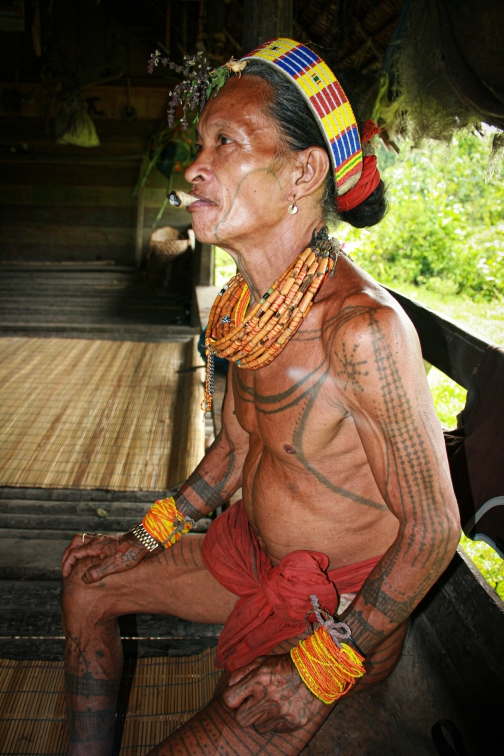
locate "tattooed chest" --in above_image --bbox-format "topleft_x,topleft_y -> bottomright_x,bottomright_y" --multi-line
233,361 -> 351,465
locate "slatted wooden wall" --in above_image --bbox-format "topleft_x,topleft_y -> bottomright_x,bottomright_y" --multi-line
0,83 -> 192,265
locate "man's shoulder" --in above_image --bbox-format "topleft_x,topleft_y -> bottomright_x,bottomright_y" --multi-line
319,259 -> 414,349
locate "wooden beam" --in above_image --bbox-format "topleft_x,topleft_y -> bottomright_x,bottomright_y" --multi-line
386,287 -> 488,389
242,0 -> 293,54
135,158 -> 147,267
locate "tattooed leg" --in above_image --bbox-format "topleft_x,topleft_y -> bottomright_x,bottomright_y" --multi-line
62,599 -> 122,756
145,623 -> 408,755
62,535 -> 238,756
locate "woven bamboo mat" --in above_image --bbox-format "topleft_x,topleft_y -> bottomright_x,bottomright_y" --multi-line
0,337 -> 205,491
0,650 -> 220,755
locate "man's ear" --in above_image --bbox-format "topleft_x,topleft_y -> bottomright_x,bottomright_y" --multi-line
292,147 -> 330,199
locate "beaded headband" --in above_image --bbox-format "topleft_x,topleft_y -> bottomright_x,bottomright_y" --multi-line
242,38 -> 363,197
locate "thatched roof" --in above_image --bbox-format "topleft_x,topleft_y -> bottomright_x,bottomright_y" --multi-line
1,0 -> 502,146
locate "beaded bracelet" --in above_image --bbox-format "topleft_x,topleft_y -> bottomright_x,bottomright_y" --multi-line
290,626 -> 366,704
142,497 -> 195,548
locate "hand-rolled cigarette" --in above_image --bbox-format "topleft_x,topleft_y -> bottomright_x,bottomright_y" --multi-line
168,190 -> 197,208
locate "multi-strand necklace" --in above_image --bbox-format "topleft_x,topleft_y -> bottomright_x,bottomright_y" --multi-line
201,228 -> 339,413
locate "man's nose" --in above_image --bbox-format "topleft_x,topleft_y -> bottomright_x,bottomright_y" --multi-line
185,151 -> 211,184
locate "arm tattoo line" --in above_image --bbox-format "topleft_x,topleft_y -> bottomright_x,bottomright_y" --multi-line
176,426 -> 238,516
343,311 -> 455,644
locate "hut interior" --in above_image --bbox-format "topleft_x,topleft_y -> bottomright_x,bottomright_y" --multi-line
0,1 -> 503,754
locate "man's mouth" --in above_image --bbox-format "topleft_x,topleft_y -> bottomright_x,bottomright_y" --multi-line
187,192 -> 215,211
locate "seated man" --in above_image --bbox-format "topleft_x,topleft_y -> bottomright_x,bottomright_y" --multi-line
61,39 -> 460,756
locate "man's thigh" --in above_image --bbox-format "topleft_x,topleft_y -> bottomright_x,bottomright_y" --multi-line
63,534 -> 238,625
149,693 -> 326,756
144,621 -> 409,756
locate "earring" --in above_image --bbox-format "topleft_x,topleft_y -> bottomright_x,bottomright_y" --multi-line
288,198 -> 298,215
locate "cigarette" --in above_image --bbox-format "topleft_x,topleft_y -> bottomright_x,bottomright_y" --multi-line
167,190 -> 197,208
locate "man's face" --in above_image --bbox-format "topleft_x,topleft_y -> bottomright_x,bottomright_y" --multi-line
185,76 -> 293,248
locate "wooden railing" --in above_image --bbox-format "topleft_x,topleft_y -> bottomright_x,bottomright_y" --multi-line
386,287 -> 489,389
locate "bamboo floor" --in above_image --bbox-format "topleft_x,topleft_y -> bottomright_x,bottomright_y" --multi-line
0,337 -> 205,491
0,649 -> 221,755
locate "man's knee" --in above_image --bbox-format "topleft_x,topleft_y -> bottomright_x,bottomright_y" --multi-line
61,560 -> 118,632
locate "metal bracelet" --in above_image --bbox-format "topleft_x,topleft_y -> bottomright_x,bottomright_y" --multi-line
129,523 -> 160,552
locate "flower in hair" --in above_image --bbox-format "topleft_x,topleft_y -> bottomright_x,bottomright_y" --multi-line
148,50 -> 244,129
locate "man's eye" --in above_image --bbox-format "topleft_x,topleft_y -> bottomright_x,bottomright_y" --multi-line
219,135 -> 232,145
195,143 -> 203,153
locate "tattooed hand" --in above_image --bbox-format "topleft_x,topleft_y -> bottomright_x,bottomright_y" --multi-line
222,653 -> 329,733
61,532 -> 152,583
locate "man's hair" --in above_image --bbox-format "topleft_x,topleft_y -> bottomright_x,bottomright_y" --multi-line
242,61 -> 387,229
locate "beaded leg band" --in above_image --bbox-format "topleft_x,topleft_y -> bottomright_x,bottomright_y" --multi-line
291,627 -> 365,704
135,497 -> 195,549
290,594 -> 366,704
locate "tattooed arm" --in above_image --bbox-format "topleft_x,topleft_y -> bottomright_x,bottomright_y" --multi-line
62,366 -> 250,581
333,303 -> 460,653
174,364 -> 250,520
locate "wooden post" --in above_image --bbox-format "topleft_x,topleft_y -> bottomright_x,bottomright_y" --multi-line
134,157 -> 146,268
206,0 -> 226,62
242,0 -> 293,54
165,0 -> 171,54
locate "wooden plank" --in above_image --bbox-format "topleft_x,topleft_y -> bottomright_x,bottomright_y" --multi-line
0,243 -> 133,264
426,547 -> 504,683
0,162 -> 141,186
0,83 -> 173,120
3,139 -> 149,157
0,184 -> 135,207
0,487 -> 177,502
0,117 -> 161,141
194,243 -> 215,286
387,287 -> 488,388
0,224 -> 135,247
0,154 -> 144,165
0,205 -> 137,226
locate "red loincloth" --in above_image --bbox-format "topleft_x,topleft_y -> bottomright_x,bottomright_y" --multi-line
201,500 -> 382,671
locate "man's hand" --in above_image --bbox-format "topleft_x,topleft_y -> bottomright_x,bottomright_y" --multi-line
222,653 -> 330,733
61,532 -> 153,583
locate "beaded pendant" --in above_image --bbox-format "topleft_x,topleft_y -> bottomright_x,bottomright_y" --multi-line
201,229 -> 339,413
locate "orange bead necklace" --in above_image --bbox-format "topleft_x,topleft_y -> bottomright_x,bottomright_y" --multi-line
202,228 -> 339,413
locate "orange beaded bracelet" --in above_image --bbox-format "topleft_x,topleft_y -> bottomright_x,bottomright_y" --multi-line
290,626 -> 366,704
142,497 -> 195,548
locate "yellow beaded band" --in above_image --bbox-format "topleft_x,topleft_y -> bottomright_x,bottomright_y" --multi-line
290,626 -> 366,704
142,497 -> 195,548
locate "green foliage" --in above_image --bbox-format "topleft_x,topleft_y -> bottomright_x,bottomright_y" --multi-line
214,246 -> 237,288
427,366 -> 467,429
460,534 -> 504,601
339,130 -> 504,301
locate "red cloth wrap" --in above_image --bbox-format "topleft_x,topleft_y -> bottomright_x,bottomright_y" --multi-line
336,120 -> 382,213
336,155 -> 381,213
201,501 -> 381,671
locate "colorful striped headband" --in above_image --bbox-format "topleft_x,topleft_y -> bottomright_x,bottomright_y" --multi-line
241,38 -> 380,208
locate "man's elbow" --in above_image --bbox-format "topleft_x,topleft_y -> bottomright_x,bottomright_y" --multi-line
430,506 -> 461,570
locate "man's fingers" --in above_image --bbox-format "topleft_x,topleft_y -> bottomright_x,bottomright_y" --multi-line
223,671 -> 264,710
82,545 -> 146,583
61,544 -> 108,577
234,696 -> 278,729
227,658 -> 264,687
61,534 -> 88,565
82,555 -> 131,583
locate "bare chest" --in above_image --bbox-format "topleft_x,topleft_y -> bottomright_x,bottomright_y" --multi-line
232,336 -> 360,465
